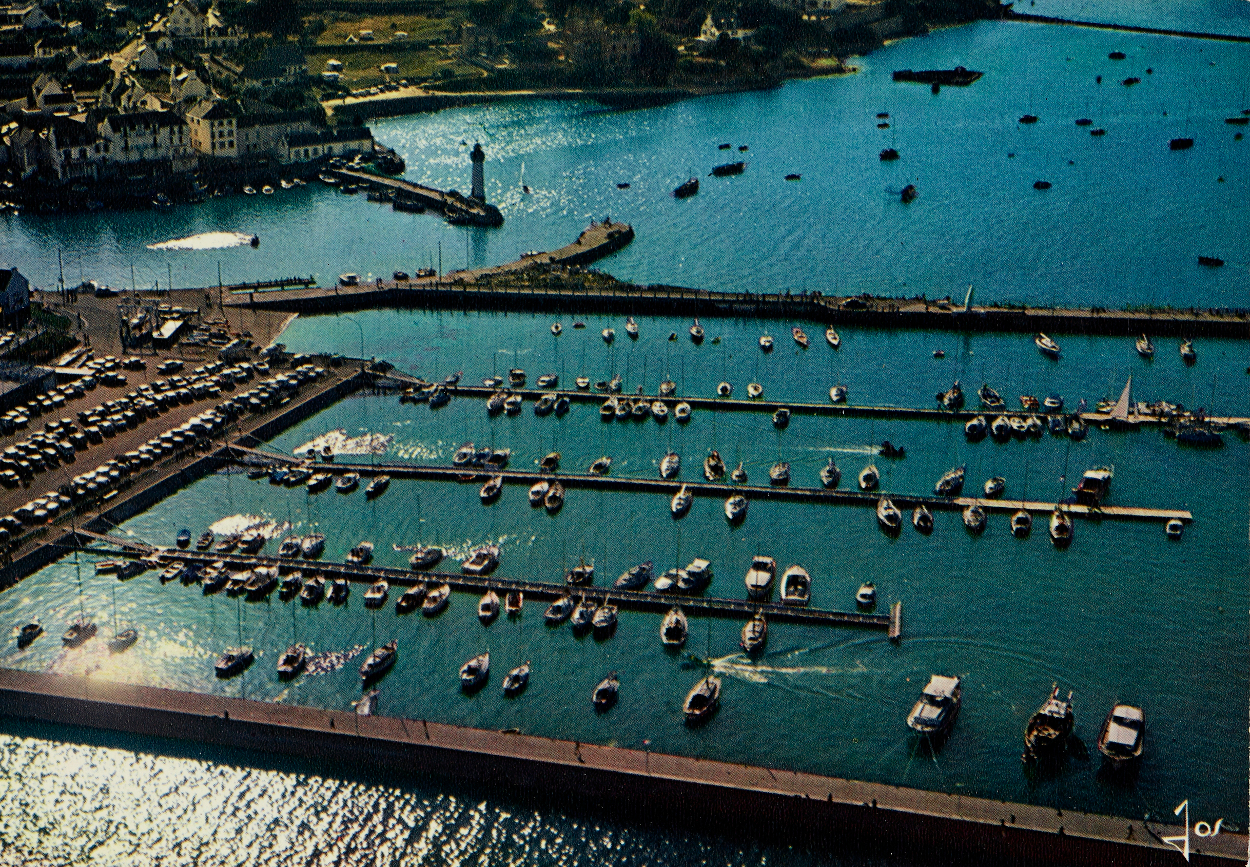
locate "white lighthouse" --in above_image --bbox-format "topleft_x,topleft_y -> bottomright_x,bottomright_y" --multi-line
470,142 -> 486,202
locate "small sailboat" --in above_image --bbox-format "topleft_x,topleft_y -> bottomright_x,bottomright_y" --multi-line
480,475 -> 503,502
731,461 -> 747,483
529,480 -> 550,506
593,672 -> 620,711
717,381 -> 732,397
540,451 -> 561,472
460,652 -> 490,691
570,596 -> 597,634
353,689 -> 379,716
652,401 -> 669,421
779,565 -> 810,606
1135,333 -> 1155,359
671,484 -> 693,518
408,546 -> 444,569
478,589 -> 500,624
1179,340 -> 1196,363
759,335 -> 774,352
360,640 -> 397,683
363,579 -> 389,608
740,611 -> 767,653
690,319 -> 704,344
545,595 -> 575,624
660,606 -> 688,647
856,582 -> 876,607
589,455 -> 612,475
725,494 -> 748,523
820,458 -> 841,489
215,646 -> 253,678
505,590 -> 523,615
876,497 -> 902,533
1049,508 -> 1074,546
566,560 -> 595,585
964,415 -> 987,440
772,407 -> 790,428
1165,518 -> 1184,539
829,384 -> 848,404
625,317 -> 639,338
962,503 -> 987,533
703,450 -> 726,481
1035,333 -> 1061,358
825,327 -> 841,348
792,327 -> 809,348
659,379 -> 677,396
551,322 -> 563,336
503,662 -> 531,697
683,675 -> 721,725
365,475 -> 390,498
983,477 -> 1006,498
1011,509 -> 1033,537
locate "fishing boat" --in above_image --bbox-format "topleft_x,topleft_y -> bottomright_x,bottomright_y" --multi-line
769,461 -> 790,485
858,465 -> 879,491
544,595 -> 575,624
684,675 -> 721,725
277,644 -> 307,679
690,319 -> 704,344
593,602 -> 618,637
964,415 -> 987,440
1049,508 -> 1074,546
703,450 -> 726,481
245,567 -> 279,600
825,328 -> 841,348
479,474 -> 503,502
934,465 -> 966,497
1023,684 -> 1075,762
779,565 -> 810,606
962,504 -> 987,533
540,452 -> 561,472
759,335 -> 774,352
651,401 -> 668,421
1179,340 -> 1196,364
725,495 -> 748,523
17,622 -> 42,648
744,555 -> 777,600
741,611 -> 767,653
301,533 -> 326,559
660,606 -> 688,647
505,591 -> 523,616
363,579 -> 389,608
215,647 -> 253,678
176,529 -> 191,548
395,584 -> 424,615
674,178 -> 699,198
566,560 -> 595,585
819,458 -> 841,489
453,442 -> 475,466
983,477 -> 1006,498
655,568 -> 684,592
360,640 -> 397,682
602,328 -> 615,344
462,544 -> 500,576
1135,333 -> 1155,359
731,462 -> 748,483
1097,704 -> 1144,768
615,561 -> 653,589
408,546 -> 443,569
1010,510 -> 1033,537
503,662 -> 531,697
792,327 -> 809,348
772,407 -> 790,428
474,589 -> 500,624
938,380 -> 964,409
334,472 -> 359,493
979,384 -> 1005,410
876,497 -> 902,533
906,675 -> 961,738
671,484 -> 693,518
367,474 -> 390,497
346,542 -> 374,565
1165,519 -> 1184,539
298,575 -> 325,605
593,672 -> 620,711
830,385 -> 848,404
1073,467 -> 1113,505
856,582 -> 877,607
196,531 -> 215,551
544,481 -> 565,514
1035,333 -> 1061,358
570,597 -> 597,633
675,402 -> 692,422
330,578 -> 350,604
912,504 -> 934,534
423,582 -> 451,615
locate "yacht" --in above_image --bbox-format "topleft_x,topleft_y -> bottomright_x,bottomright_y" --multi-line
615,561 -> 653,589
593,672 -> 620,711
1179,340 -> 1196,364
1165,518 -> 1184,539
792,327 -> 809,348
858,465 -> 879,491
1023,684 -> 1075,762
565,560 -> 595,586
215,647 -> 253,678
906,674 -> 961,737
544,595 -> 575,625
330,578 -> 350,604
725,494 -> 748,523
677,559 -> 712,593
570,597 -> 597,634
551,322 -> 563,336
1097,704 -> 1144,768
741,611 -> 767,653
363,579 -> 389,608
717,381 -> 732,397
769,461 -> 790,485
683,675 -> 721,725
934,465 -> 966,497
602,328 -> 615,344
983,477 -> 1006,498
460,652 -> 490,691
365,475 -> 390,498
589,455 -> 612,475
479,474 -> 503,502
746,383 -> 763,399
655,568 -> 684,592
1135,334 -> 1155,359
779,564 -> 810,606
1049,508 -> 1074,546
651,401 -> 668,421
17,622 -> 42,648
360,640 -> 397,683
876,497 -> 902,533
772,407 -> 790,428
544,481 -> 565,514
1035,333 -> 1061,358
625,317 -> 639,338
829,385 -> 848,403
962,504 -> 987,533
856,582 -> 876,607
540,452 -> 561,472
422,582 -> 451,615
660,451 -> 681,479
1011,510 -> 1033,537
277,644 -> 307,680
744,555 -> 777,600
660,606 -> 688,647
825,327 -> 841,348
912,504 -> 934,534
478,590 -> 500,624
759,335 -> 774,352
659,379 -> 677,396
731,462 -> 748,483
346,541 -> 374,565
674,402 -> 692,423
505,591 -> 523,616
503,662 -> 531,697
408,546 -> 443,569
298,575 -> 326,605
335,473 -> 360,493
671,484 -> 693,518
690,319 -> 704,343
301,533 -> 326,559
529,480 -> 550,506
461,544 -> 500,576
964,415 -> 987,440
592,602 -> 618,637
703,450 -> 726,481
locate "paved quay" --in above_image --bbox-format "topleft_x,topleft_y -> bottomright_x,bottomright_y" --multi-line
0,668 -> 1242,866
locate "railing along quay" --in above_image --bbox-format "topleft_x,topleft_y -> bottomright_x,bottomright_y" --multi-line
227,447 -> 1192,522
91,546 -> 899,634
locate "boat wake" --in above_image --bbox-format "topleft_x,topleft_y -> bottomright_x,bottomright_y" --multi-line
294,429 -> 392,457
146,231 -> 256,251
304,645 -> 366,676
390,440 -> 441,461
819,445 -> 883,455
694,650 -> 871,697
208,514 -> 291,539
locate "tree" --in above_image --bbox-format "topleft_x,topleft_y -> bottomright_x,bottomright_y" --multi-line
630,9 -> 676,84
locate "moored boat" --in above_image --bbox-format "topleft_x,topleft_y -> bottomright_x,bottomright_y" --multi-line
674,402 -> 692,422
346,541 -> 374,565
820,458 -> 841,489
792,327 -> 809,348
570,596 -> 597,633
724,494 -> 748,523
1049,508 -> 1074,546
1165,518 -> 1184,539
858,464 -> 879,491
615,561 -> 653,589
759,335 -> 773,352
740,611 -> 767,653
876,497 -> 902,533
335,472 -> 360,493
478,590 -> 500,624
683,675 -> 721,724
529,479 -> 550,506
912,503 -> 934,534
1135,333 -> 1155,359
660,606 -> 688,648
690,319 -> 704,343
108,628 -> 138,653
703,450 -> 726,481
660,451 -> 681,479
298,575 -> 325,605
1011,510 -> 1033,538
1179,340 -> 1196,363
1097,704 -> 1144,768
196,531 -> 215,550
769,461 -> 790,485
460,652 -> 490,691
983,477 -> 1005,498
277,644 -> 307,679
1035,333 -> 1061,358
856,582 -> 876,607
408,546 -> 443,569
592,602 -> 618,637
772,407 -> 790,428
503,662 -> 531,696
544,595 -> 575,624
462,544 -> 500,576
360,640 -> 397,682
566,560 -> 595,586
215,646 -> 253,678
744,555 -> 777,600
505,590 -> 523,615
674,178 -> 699,198
17,622 -> 42,648
829,385 -> 848,403
825,327 -> 841,348
964,415 -> 987,440
779,564 -> 810,606
422,582 -> 451,615
300,533 -> 325,559
671,484 -> 693,518
962,503 -> 987,533
479,474 -> 503,502
934,465 -> 966,497
544,481 -> 565,514
363,579 -> 389,608
906,675 -> 961,738
593,672 -> 620,711
731,461 -> 747,483
1023,684 -> 1075,762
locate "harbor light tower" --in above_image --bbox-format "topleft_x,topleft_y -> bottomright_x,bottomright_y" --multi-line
470,142 -> 486,202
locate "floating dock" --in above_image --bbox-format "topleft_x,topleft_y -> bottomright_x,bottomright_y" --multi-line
0,668 -> 1242,866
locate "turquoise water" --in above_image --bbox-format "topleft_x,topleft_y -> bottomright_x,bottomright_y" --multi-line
1,13 -> 1247,866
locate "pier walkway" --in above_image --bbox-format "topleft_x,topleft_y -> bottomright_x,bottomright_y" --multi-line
0,669 -> 1242,866
229,446 -> 1193,523
332,168 -> 503,226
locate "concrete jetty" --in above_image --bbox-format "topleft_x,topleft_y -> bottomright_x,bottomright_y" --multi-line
0,668 -> 1242,866
332,168 -> 503,227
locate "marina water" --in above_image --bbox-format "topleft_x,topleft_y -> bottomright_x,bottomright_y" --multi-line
1,11 -> 1248,866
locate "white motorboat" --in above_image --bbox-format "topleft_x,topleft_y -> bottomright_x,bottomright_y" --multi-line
660,606 -> 688,647
964,415 -> 987,440
674,402 -> 692,423
855,582 -> 876,607
301,533 -> 326,558
459,652 -> 490,690
744,555 -> 776,600
544,481 -> 565,513
480,474 -> 503,502
792,326 -> 809,347
1165,518 -> 1184,539
683,675 -> 721,724
825,327 -> 841,348
731,461 -> 748,483
912,504 -> 934,534
660,451 -> 681,479
934,465 -> 966,497
876,497 -> 901,533
654,567 -> 684,592
478,589 -> 499,623
746,382 -> 763,399
716,381 -> 732,397
983,476 -> 1006,498
725,494 -> 748,523
779,564 -> 810,606
1049,508 -> 1073,546
962,503 -> 987,533
1097,704 -> 1144,768
593,672 -> 619,711
422,582 -> 451,615
740,611 -> 767,653
907,674 -> 961,737
829,385 -> 847,403
1011,509 -> 1032,538
1035,332 -> 1061,358
772,407 -> 790,428
652,401 -> 669,421
593,603 -> 618,636
462,544 -> 500,575
759,335 -> 773,351
589,455 -> 612,475
503,662 -> 531,696
678,559 -> 712,593
990,415 -> 1011,439
659,379 -> 677,396
671,484 -> 693,518
1179,340 -> 1196,363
